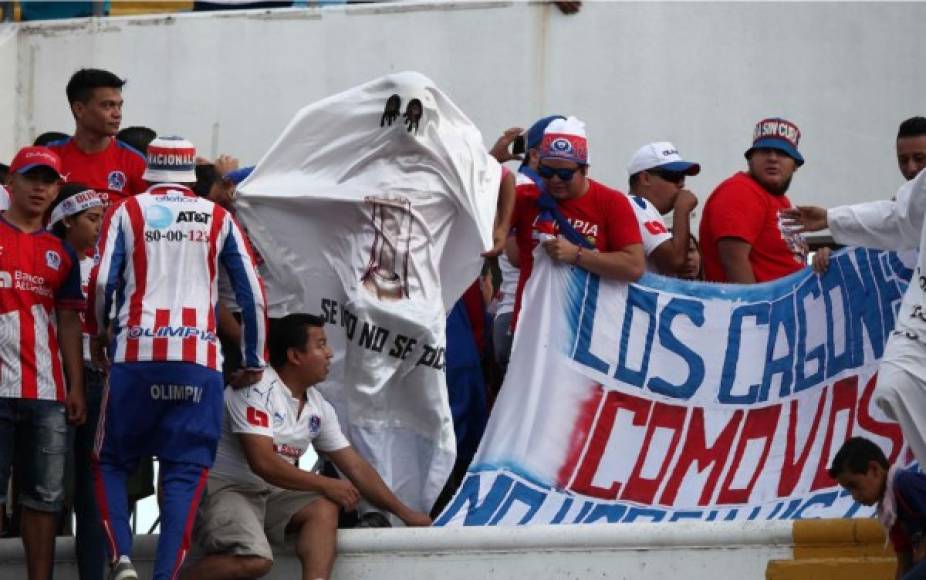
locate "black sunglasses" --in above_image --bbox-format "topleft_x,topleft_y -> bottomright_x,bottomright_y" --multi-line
648,168 -> 687,184
538,164 -> 580,181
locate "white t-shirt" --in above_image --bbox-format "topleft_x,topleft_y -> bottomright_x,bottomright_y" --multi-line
496,253 -> 519,316
79,256 -> 93,363
626,193 -> 672,270
211,367 -> 350,486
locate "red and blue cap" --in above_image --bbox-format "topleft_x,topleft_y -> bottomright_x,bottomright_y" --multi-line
9,146 -> 63,178
540,116 -> 589,165
745,117 -> 804,166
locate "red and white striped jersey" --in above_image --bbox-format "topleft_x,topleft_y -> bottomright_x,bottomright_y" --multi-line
0,216 -> 85,402
87,184 -> 267,371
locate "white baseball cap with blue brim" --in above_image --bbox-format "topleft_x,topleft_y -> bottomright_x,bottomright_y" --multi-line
627,141 -> 701,176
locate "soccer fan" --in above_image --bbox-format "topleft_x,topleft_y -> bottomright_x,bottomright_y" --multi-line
699,117 -> 808,283
33,131 -> 70,147
897,116 -> 926,182
0,146 -> 86,580
48,69 -> 147,207
509,116 -> 644,329
88,136 -> 267,580
626,142 -> 700,276
782,167 -> 926,471
182,313 -> 430,580
49,184 -> 107,580
814,116 -> 926,274
829,437 -> 926,579
116,126 -> 158,156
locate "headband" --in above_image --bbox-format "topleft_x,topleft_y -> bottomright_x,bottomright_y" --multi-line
49,189 -> 104,227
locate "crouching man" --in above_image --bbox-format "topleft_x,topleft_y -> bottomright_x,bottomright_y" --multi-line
182,314 -> 432,580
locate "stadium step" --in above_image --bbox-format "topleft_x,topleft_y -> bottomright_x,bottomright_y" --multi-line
766,518 -> 896,580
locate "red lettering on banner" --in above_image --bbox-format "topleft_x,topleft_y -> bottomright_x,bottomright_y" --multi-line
246,407 -> 269,428
568,391 -> 652,500
622,402 -> 687,504
778,387 -> 827,497
717,404 -> 782,504
659,408 -> 743,506
811,376 -> 858,490
556,386 -> 607,488
857,373 -> 904,463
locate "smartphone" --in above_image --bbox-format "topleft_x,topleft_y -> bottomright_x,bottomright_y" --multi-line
511,134 -> 526,156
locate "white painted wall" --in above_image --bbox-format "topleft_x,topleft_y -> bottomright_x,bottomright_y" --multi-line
4,1 -> 926,214
0,521 -> 794,579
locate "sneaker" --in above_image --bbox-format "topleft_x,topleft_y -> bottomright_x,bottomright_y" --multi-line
109,555 -> 138,580
356,511 -> 392,528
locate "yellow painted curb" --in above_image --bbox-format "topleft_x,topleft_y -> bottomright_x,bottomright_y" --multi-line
792,518 -> 890,559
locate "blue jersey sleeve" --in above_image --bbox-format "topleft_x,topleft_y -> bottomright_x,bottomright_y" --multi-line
55,242 -> 86,310
894,470 -> 926,538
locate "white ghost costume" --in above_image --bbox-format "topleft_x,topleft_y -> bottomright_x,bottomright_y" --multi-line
827,169 -> 926,464
235,72 -> 500,516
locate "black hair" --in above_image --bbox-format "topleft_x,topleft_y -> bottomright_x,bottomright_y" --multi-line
193,164 -> 219,198
66,68 -> 126,105
117,126 -> 157,154
828,436 -> 889,479
0,163 -> 8,183
33,131 -> 70,147
50,182 -> 94,239
898,117 -> 926,140
628,172 -> 642,190
268,313 -> 325,369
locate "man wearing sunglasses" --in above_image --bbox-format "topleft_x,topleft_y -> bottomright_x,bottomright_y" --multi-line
509,116 -> 644,330
699,117 -> 808,284
626,142 -> 701,277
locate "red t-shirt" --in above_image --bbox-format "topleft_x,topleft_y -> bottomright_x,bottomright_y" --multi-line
511,179 -> 642,329
48,138 -> 147,207
0,216 -> 85,402
699,172 -> 805,283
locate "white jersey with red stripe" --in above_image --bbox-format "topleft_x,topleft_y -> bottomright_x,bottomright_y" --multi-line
88,183 -> 267,371
0,217 -> 85,402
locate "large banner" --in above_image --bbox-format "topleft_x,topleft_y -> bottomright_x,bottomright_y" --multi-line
438,247 -> 915,526
236,72 -> 500,514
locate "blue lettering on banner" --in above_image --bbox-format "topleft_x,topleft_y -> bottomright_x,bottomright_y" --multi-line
436,471 -> 869,526
570,273 -> 609,374
719,303 -> 769,404
760,296 -> 796,400
615,286 -> 658,387
795,275 -> 826,392
839,249 -> 885,363
647,297 -> 705,400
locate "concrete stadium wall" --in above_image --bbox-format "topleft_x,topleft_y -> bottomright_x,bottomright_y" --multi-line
1,1 -> 925,215
0,520 -> 794,579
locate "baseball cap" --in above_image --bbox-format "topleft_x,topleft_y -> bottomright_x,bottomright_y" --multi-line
9,146 -> 63,178
745,117 -> 804,166
539,116 -> 589,165
627,142 -> 700,176
143,136 -> 197,183
526,115 -> 566,151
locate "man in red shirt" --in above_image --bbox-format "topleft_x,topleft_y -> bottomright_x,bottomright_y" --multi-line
699,117 -> 808,283
0,146 -> 86,580
510,116 -> 644,329
48,69 -> 147,207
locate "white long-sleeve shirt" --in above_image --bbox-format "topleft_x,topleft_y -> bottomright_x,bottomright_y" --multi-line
828,169 -> 926,343
88,183 -> 267,371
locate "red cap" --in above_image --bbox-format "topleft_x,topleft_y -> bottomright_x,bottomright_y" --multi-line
9,146 -> 63,178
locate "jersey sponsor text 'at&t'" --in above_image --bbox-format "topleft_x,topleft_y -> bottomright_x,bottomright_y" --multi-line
87,183 -> 267,371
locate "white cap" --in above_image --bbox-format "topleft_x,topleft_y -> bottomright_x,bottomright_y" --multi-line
627,141 -> 700,176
